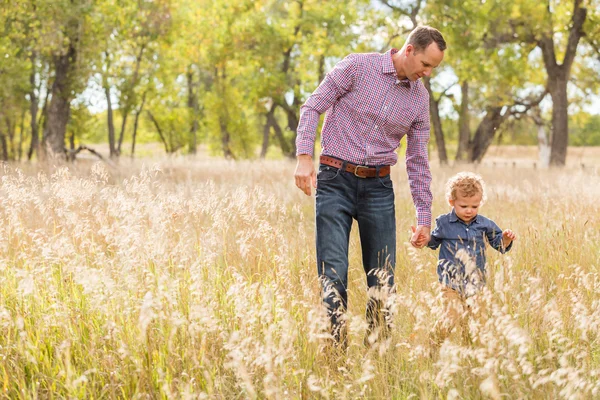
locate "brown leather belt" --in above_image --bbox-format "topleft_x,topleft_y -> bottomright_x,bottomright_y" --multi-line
320,155 -> 390,178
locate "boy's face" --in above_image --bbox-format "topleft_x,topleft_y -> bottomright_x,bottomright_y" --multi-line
449,191 -> 482,223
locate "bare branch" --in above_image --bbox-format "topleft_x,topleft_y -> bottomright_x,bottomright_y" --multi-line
438,80 -> 458,100
65,145 -> 117,168
482,19 -> 536,49
379,0 -> 419,29
562,0 -> 587,71
510,89 -> 548,116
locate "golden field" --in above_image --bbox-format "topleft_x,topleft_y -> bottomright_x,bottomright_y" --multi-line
1,149 -> 599,399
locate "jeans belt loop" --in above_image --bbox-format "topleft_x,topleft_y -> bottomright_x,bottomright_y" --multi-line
340,160 -> 347,173
375,165 -> 380,178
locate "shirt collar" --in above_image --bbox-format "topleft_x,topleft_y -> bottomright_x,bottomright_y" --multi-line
449,208 -> 480,224
383,48 -> 412,88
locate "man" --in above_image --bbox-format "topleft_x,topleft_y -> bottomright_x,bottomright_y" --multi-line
294,26 -> 446,346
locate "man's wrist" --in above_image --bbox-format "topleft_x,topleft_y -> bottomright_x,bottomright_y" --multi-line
297,154 -> 312,161
416,216 -> 432,227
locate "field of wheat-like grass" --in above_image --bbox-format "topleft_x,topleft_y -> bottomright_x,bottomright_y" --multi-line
1,157 -> 599,399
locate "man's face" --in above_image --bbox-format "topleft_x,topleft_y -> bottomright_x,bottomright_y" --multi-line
404,42 -> 444,81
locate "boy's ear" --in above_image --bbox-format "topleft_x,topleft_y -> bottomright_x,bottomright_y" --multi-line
448,198 -> 455,207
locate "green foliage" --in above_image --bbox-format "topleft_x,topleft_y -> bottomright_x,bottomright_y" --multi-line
0,0 -> 599,161
570,112 -> 600,146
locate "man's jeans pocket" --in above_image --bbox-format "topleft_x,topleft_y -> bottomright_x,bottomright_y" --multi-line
378,175 -> 393,189
317,164 -> 340,182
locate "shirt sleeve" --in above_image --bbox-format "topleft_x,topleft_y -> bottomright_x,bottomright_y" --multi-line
486,219 -> 512,253
405,97 -> 433,226
295,54 -> 357,156
427,216 -> 443,250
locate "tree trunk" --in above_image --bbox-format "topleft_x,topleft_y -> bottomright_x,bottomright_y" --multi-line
105,83 -> 117,159
31,90 -> 50,160
218,116 -> 235,159
538,2 -> 586,166
456,81 -> 470,162
469,107 -> 509,163
117,112 -> 129,156
318,54 -> 326,84
267,108 -> 292,158
42,43 -> 77,160
18,111 -> 25,161
117,44 -> 146,156
131,92 -> 147,158
0,131 -> 7,161
531,108 -> 551,167
423,77 -> 448,165
260,108 -> 273,159
548,77 -> 569,166
27,53 -> 40,161
69,131 -> 75,150
279,99 -> 299,159
187,66 -> 199,154
147,110 -> 170,153
6,117 -> 15,160
215,66 -> 235,159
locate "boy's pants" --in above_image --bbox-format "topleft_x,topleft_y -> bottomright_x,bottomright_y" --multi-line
430,285 -> 486,347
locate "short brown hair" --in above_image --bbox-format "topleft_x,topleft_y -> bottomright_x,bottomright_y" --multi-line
407,26 -> 447,52
446,172 -> 486,203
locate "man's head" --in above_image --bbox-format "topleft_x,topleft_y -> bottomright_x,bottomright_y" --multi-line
446,172 -> 486,223
395,26 -> 446,81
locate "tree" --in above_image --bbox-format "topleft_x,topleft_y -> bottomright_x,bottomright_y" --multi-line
483,0 -> 590,166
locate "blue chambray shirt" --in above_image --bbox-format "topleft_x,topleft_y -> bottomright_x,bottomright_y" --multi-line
427,209 -> 513,296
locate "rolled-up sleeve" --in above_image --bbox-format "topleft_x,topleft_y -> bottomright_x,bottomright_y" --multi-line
295,54 -> 357,156
487,221 -> 512,253
427,216 -> 444,250
406,99 -> 433,226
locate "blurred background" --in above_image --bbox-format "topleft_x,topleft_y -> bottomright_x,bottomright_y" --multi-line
1,0 -> 599,166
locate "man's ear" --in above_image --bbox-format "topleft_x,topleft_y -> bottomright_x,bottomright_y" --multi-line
405,44 -> 414,56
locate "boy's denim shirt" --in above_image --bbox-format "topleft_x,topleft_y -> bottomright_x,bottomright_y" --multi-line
427,209 -> 512,296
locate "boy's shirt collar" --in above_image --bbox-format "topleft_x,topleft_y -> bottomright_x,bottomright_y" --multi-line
449,208 -> 480,224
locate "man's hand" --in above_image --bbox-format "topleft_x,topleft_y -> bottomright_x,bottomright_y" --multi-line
294,154 -> 317,196
502,229 -> 516,249
410,225 -> 431,248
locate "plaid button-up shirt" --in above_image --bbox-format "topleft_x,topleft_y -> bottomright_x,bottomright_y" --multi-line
296,49 -> 433,226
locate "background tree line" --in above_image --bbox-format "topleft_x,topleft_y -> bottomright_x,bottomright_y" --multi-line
1,0 -> 599,165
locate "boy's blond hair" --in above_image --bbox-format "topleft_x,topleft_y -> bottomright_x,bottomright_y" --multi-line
445,172 -> 487,204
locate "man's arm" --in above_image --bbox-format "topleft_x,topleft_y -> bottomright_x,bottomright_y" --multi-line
294,155 -> 316,196
294,54 -> 357,196
406,100 -> 433,246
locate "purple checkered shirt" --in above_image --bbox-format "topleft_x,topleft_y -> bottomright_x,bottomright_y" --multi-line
296,49 -> 433,226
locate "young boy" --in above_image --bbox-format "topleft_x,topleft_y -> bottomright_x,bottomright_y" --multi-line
426,172 -> 516,348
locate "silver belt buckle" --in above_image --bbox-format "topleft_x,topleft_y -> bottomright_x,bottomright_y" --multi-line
354,165 -> 368,178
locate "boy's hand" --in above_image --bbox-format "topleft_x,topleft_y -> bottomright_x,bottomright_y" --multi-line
411,225 -> 430,249
502,229 -> 516,248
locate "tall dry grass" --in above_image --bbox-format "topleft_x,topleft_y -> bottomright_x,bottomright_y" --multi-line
0,157 -> 599,399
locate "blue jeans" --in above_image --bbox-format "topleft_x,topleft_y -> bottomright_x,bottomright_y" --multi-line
315,161 -> 396,343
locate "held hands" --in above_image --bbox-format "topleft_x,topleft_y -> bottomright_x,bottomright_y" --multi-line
502,229 -> 516,249
294,154 -> 317,196
410,225 -> 431,249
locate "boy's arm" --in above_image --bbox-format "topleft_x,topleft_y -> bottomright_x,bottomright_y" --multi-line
486,220 -> 515,253
426,217 -> 443,250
